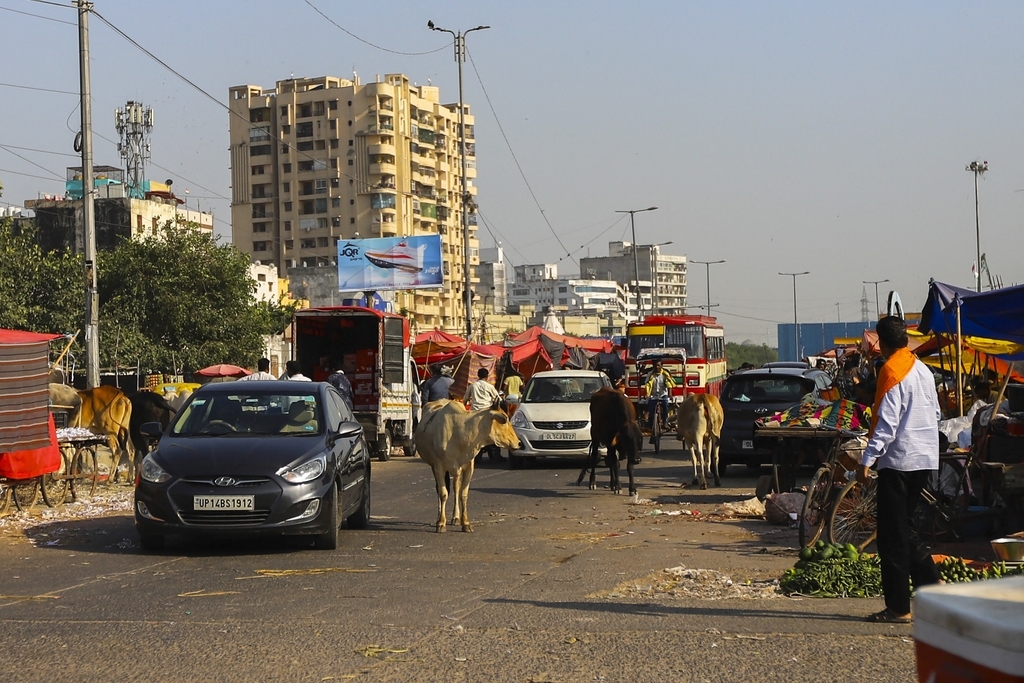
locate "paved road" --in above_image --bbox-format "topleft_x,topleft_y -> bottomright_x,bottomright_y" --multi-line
0,443 -> 917,682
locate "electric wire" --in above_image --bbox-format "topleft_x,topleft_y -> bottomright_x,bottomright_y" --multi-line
0,145 -> 66,179
0,3 -> 75,25
0,81 -> 78,95
0,167 -> 64,182
27,0 -> 73,8
302,0 -> 450,56
0,143 -> 78,157
465,46 -> 576,266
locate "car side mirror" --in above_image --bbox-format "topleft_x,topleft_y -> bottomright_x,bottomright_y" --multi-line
140,421 -> 164,439
336,420 -> 363,439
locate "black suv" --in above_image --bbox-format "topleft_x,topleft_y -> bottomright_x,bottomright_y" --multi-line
719,367 -> 833,469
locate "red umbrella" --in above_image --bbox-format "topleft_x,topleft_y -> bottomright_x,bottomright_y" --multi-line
196,363 -> 252,378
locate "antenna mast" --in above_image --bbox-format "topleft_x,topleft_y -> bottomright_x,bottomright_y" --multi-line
115,101 -> 154,198
860,286 -> 870,322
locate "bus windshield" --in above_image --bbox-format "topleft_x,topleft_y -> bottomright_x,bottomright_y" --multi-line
627,334 -> 664,358
666,325 -> 704,359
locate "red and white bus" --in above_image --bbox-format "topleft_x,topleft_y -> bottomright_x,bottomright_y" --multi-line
624,315 -> 727,399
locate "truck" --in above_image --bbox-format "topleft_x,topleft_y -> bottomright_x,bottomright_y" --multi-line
294,306 -> 415,461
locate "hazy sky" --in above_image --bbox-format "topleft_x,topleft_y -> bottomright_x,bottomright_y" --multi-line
2,1 -> 1022,344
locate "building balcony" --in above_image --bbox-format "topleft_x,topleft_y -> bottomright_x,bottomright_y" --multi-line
368,142 -> 396,156
369,162 -> 397,175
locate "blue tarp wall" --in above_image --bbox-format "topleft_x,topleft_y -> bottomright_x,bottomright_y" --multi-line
777,322 -> 875,362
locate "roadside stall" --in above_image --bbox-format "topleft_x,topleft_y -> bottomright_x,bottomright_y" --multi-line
0,328 -> 62,513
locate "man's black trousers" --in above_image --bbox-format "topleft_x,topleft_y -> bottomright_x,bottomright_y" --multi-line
876,468 -> 941,615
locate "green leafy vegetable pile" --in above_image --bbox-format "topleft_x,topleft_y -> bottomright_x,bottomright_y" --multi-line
780,541 -> 882,597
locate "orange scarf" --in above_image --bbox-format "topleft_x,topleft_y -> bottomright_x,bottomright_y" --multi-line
870,347 -> 916,436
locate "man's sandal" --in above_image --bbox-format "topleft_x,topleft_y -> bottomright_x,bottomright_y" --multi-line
865,609 -> 912,624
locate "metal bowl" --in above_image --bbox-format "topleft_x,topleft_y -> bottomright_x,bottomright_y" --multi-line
991,538 -> 1024,562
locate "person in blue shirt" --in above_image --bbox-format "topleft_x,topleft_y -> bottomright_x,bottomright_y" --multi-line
326,360 -> 354,410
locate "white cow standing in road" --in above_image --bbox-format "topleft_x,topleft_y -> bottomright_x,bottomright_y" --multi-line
415,399 -> 522,532
676,393 -> 725,489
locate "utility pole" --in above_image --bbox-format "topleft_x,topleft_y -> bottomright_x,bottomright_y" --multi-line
615,206 -> 658,321
78,0 -> 99,389
779,272 -> 809,361
863,279 -> 889,320
691,259 -> 725,313
966,160 -> 988,293
429,20 -> 489,339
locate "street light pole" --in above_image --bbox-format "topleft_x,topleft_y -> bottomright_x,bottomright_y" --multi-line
429,20 -> 489,338
78,0 -> 99,389
966,160 -> 988,293
863,279 -> 889,320
691,259 -> 725,313
615,206 -> 658,321
779,272 -> 809,361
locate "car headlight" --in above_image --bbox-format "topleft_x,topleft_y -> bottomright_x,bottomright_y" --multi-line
511,411 -> 531,429
140,454 -> 171,484
281,455 -> 326,484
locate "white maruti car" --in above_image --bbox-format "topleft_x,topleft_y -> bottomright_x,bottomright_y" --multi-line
506,370 -> 612,468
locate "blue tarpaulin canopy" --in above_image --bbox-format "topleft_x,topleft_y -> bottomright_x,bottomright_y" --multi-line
919,280 -> 1024,350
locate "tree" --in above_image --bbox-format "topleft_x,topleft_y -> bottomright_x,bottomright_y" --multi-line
98,221 -> 290,371
726,341 -> 778,370
0,219 -> 83,336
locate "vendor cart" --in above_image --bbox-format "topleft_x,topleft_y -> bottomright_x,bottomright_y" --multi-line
755,424 -> 878,550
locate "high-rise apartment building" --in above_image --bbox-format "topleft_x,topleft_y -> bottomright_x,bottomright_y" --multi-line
228,74 -> 480,332
580,241 -> 687,319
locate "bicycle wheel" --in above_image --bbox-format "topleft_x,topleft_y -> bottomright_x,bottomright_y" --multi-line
41,447 -> 72,508
652,414 -> 662,454
799,466 -> 832,547
70,445 -> 99,501
829,478 -> 878,551
13,478 -> 39,511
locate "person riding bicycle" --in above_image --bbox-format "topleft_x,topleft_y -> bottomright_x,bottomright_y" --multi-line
644,359 -> 675,433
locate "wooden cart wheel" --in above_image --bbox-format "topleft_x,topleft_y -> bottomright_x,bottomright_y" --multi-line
829,477 -> 878,551
0,483 -> 11,516
41,447 -> 72,508
13,478 -> 39,511
70,445 -> 100,500
799,466 -> 832,548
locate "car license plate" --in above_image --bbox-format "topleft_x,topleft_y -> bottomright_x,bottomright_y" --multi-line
742,440 -> 753,450
540,432 -> 577,440
193,495 -> 254,511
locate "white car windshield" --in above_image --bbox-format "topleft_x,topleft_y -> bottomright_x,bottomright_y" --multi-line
522,376 -> 608,403
170,393 -> 321,436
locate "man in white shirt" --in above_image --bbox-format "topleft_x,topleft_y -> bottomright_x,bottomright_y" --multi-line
279,360 -> 312,381
239,358 -> 276,381
464,367 -> 503,462
857,316 -> 941,624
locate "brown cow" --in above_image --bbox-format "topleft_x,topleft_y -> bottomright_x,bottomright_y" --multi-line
48,383 -> 82,426
582,388 -> 643,496
414,399 -> 521,532
676,393 -> 724,489
75,386 -> 134,482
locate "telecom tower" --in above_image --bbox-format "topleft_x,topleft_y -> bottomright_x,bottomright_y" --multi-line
860,286 -> 870,322
115,101 -> 154,199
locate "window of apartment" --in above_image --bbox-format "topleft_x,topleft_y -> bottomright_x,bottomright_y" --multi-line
330,178 -> 339,188
296,141 -> 314,151
315,140 -> 326,151
280,105 -> 289,118
317,217 -> 328,229
283,163 -> 292,174
301,257 -> 316,267
283,220 -> 291,231
249,108 -> 267,123
280,144 -> 289,155
350,217 -> 355,224
252,223 -> 268,233
282,182 -> 290,193
300,238 -> 317,249
251,184 -> 269,198
285,239 -> 293,250
330,139 -> 339,149
250,144 -> 271,156
317,237 -> 329,247
314,179 -> 327,194
257,273 -> 266,282
298,160 -> 314,172
558,287 -> 567,293
331,197 -> 340,208
282,124 -> 290,135
314,198 -> 327,213
371,193 -> 396,209
253,241 -> 268,252
347,159 -> 353,166
251,165 -> 265,175
313,101 -> 325,116
300,200 -> 315,215
328,99 -> 338,110
249,126 -> 271,142
298,104 -> 312,118
296,121 -> 313,138
330,159 -> 338,169
299,218 -> 317,231
332,216 -> 341,227
251,204 -> 270,219
283,201 -> 292,212
329,119 -> 336,130
349,198 -> 355,206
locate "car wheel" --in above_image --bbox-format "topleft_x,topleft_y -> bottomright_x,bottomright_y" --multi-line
376,428 -> 392,462
313,484 -> 340,550
139,533 -> 165,552
508,452 -> 524,469
347,464 -> 371,529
